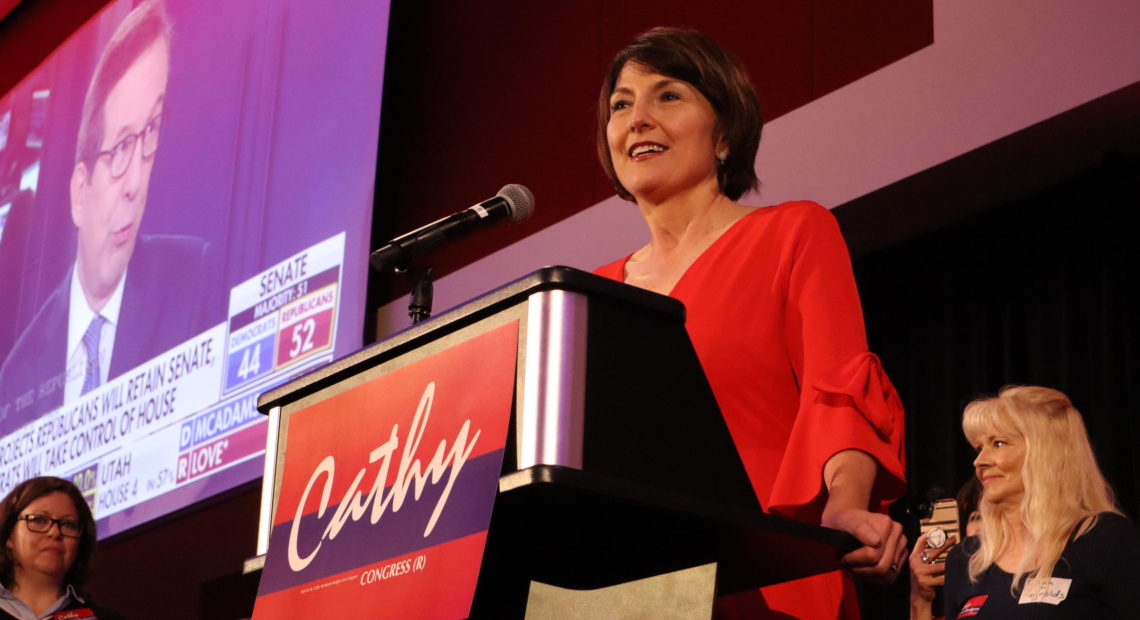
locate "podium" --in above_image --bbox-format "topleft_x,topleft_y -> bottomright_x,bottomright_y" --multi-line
254,266 -> 857,618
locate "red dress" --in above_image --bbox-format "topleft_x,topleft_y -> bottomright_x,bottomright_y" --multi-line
594,201 -> 906,619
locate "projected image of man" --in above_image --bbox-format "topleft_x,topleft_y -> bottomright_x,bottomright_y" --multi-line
69,5 -> 169,401
0,1 -> 214,424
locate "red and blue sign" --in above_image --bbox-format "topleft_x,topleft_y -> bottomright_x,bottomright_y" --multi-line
252,321 -> 518,619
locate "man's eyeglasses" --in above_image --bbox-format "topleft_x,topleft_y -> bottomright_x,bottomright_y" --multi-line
94,113 -> 163,179
18,513 -> 82,538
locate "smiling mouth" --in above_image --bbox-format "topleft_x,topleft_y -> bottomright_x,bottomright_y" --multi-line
628,143 -> 667,159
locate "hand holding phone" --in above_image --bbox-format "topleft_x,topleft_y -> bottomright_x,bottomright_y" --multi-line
918,498 -> 959,564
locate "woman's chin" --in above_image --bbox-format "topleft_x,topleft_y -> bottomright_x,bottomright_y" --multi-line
31,559 -> 69,580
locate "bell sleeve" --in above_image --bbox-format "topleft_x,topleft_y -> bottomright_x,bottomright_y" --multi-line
766,203 -> 906,523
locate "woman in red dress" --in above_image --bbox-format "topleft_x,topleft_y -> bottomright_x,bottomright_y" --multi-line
592,27 -> 908,619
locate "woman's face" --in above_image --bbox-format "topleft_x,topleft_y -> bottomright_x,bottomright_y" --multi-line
606,62 -> 722,203
7,492 -> 80,586
972,433 -> 1026,508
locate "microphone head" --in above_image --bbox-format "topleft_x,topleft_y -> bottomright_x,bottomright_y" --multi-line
497,184 -> 534,223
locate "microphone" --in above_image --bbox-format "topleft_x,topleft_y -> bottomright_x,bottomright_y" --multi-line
369,184 -> 534,272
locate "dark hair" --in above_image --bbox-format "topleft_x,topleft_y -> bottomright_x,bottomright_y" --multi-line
956,476 -> 982,537
0,477 -> 98,593
596,27 -> 762,202
75,0 -> 172,169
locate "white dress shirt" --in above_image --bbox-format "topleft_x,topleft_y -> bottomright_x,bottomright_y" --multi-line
63,265 -> 126,403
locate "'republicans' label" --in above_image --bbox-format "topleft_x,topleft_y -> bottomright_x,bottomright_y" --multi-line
224,234 -> 344,393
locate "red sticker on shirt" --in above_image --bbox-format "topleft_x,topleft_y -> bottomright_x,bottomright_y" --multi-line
957,595 -> 988,618
52,610 -> 96,619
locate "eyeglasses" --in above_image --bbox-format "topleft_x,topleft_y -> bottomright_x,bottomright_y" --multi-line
18,514 -> 82,538
93,112 -> 163,179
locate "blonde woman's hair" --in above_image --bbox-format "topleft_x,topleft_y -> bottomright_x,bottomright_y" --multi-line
962,385 -> 1120,591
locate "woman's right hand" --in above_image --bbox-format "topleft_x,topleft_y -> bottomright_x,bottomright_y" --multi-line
909,531 -> 954,609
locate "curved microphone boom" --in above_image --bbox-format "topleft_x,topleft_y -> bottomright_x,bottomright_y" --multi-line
369,184 -> 534,272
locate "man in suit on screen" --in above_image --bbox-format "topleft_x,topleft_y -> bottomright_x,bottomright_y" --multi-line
0,1 -> 214,427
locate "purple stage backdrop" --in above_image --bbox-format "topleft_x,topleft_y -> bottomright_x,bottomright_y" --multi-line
0,0 -> 389,538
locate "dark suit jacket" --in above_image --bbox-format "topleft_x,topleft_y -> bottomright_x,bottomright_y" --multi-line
0,234 -> 217,430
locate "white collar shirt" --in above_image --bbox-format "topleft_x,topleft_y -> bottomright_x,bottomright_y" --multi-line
64,265 -> 126,404
0,583 -> 85,620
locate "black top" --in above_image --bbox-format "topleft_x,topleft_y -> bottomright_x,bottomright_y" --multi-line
944,512 -> 1140,619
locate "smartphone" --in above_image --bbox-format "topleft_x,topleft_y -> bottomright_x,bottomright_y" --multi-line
918,498 -> 959,563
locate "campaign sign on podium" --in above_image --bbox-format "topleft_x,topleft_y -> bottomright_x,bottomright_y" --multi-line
251,321 -> 517,619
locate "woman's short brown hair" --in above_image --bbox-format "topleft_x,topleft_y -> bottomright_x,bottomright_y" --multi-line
596,27 -> 762,202
0,477 -> 98,593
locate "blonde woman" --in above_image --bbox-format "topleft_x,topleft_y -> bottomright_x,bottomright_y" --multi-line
943,386 -> 1140,618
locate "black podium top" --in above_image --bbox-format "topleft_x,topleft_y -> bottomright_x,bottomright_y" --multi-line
258,266 -> 681,413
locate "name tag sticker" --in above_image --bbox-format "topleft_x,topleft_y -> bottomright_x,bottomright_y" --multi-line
1018,577 -> 1072,605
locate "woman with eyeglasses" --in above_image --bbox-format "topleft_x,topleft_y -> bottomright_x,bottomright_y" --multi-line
0,477 -> 122,619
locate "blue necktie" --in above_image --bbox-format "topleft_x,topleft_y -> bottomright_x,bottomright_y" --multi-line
81,315 -> 107,395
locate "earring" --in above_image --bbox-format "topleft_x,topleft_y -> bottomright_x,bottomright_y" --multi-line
716,150 -> 728,165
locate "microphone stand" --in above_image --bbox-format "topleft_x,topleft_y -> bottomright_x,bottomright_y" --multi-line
404,264 -> 434,324
370,184 -> 533,326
